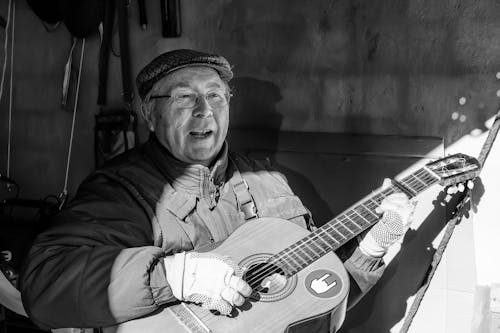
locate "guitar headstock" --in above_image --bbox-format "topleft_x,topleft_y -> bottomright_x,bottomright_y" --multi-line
425,153 -> 481,187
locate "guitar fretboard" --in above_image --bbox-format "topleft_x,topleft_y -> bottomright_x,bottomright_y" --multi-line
268,167 -> 440,277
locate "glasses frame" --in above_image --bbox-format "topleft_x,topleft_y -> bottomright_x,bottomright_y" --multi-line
149,90 -> 232,109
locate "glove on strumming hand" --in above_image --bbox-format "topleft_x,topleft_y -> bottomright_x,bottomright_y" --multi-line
164,252 -> 252,315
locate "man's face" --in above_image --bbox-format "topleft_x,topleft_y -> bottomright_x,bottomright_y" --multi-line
146,67 -> 230,166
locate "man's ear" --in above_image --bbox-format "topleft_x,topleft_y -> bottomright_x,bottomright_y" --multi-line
141,101 -> 156,132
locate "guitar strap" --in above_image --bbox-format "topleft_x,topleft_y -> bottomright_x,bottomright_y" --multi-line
228,156 -> 259,221
400,110 -> 500,333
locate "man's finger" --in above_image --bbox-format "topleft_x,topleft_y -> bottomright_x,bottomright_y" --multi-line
382,194 -> 410,207
205,297 -> 232,315
221,287 -> 236,305
382,178 -> 392,189
378,200 -> 409,213
229,275 -> 252,297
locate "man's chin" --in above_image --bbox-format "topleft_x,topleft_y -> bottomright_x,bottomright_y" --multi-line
186,148 -> 219,166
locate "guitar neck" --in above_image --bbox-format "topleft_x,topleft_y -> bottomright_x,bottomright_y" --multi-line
269,167 -> 440,277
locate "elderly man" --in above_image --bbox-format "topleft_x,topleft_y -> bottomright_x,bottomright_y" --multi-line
21,49 -> 415,330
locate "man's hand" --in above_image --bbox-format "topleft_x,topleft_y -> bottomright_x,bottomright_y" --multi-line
359,179 -> 417,257
443,180 -> 474,204
164,252 -> 252,315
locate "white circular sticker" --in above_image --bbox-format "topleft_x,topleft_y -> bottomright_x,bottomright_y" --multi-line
304,269 -> 342,299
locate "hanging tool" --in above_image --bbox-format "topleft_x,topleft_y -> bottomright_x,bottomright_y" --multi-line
138,0 -> 147,30
117,0 -> 134,110
160,0 -> 181,38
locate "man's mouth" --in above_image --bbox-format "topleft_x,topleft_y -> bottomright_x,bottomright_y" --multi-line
189,129 -> 213,139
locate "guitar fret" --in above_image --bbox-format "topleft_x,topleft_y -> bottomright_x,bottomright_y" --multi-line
305,237 -> 325,255
339,216 -> 362,233
410,174 -> 427,187
404,179 -> 424,193
288,244 -> 309,266
367,197 -> 381,209
333,220 -> 355,237
273,256 -> 296,276
361,203 -> 378,218
351,209 -> 371,225
294,251 -> 309,266
343,213 -> 361,228
316,233 -> 335,249
322,228 -> 342,243
356,204 -> 378,221
284,252 -> 303,268
330,227 -> 347,240
422,174 -> 436,183
422,166 -> 442,181
400,179 -> 418,195
298,242 -> 315,261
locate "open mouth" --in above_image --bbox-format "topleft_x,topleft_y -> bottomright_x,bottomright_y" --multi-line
189,129 -> 213,139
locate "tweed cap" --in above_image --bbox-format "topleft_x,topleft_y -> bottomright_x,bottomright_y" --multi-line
136,49 -> 233,100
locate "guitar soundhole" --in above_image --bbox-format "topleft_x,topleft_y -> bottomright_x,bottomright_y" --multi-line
240,254 -> 297,302
243,262 -> 285,293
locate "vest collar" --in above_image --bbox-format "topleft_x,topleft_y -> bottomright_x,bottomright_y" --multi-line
145,134 -> 228,208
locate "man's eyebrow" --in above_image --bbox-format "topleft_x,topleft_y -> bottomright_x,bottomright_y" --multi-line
206,82 -> 224,89
169,82 -> 191,90
168,81 -> 224,91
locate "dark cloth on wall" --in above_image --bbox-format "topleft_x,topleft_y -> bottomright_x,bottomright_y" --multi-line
20,135 -> 385,329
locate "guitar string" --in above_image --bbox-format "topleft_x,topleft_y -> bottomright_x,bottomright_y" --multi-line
244,168 -> 437,289
243,169 -> 434,288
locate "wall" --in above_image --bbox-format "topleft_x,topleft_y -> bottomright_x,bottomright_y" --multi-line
1,0 -> 498,200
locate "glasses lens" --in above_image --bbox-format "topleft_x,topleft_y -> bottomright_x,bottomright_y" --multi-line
174,92 -> 198,108
206,91 -> 228,108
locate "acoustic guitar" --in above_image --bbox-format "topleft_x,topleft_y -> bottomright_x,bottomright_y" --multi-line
108,153 -> 480,333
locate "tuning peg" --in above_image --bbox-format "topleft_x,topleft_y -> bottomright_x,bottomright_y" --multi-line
1,250 -> 12,262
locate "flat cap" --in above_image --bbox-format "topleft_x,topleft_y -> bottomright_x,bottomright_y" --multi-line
136,49 -> 233,100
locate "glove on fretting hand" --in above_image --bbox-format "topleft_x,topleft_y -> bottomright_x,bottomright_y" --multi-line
164,252 -> 252,315
359,181 -> 417,257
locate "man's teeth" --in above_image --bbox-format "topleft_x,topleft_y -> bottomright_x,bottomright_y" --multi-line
191,130 -> 212,136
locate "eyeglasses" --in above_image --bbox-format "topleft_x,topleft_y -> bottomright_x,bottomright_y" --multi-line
150,90 -> 231,109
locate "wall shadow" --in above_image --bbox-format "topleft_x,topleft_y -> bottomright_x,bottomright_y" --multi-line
229,76 -> 334,223
339,178 -> 485,333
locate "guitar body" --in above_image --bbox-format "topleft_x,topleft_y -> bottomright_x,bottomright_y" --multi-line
109,218 -> 349,333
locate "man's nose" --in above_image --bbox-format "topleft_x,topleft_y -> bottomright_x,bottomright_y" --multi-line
192,97 -> 213,118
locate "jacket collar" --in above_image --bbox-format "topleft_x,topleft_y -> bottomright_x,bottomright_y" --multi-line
145,134 -> 228,208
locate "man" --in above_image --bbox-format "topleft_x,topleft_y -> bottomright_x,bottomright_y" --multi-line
20,49 -> 415,330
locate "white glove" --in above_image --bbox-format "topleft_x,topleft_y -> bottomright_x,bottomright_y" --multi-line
359,180 -> 417,257
164,252 -> 252,315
